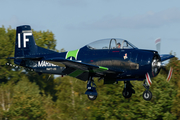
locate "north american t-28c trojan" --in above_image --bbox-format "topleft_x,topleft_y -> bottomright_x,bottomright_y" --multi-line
8,25 -> 174,101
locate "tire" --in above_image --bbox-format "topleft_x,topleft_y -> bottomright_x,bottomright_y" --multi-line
122,89 -> 132,98
143,91 -> 152,101
87,95 -> 97,100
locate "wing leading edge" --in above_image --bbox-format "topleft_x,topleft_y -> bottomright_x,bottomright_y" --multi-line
160,54 -> 175,61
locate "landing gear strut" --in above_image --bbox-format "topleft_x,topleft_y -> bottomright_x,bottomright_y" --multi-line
142,81 -> 152,101
85,76 -> 98,100
122,81 -> 135,98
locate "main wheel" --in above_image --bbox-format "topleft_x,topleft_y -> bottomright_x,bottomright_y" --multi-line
122,89 -> 132,98
143,90 -> 152,101
87,95 -> 97,100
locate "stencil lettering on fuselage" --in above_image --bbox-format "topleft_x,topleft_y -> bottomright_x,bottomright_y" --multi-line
27,61 -> 57,68
38,61 -> 57,67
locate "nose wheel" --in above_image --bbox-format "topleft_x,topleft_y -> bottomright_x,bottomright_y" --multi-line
143,80 -> 152,101
143,90 -> 152,101
85,76 -> 98,100
87,95 -> 97,100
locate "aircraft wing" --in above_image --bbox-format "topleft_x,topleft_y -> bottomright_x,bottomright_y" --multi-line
44,57 -> 122,80
160,54 -> 175,61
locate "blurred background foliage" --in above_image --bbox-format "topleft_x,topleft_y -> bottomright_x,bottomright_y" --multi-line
0,26 -> 179,120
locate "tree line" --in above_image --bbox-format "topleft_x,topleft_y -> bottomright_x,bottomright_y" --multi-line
0,26 -> 179,120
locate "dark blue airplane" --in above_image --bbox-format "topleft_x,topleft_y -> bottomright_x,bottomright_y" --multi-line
8,25 -> 174,101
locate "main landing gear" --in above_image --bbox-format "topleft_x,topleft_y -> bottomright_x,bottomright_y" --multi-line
84,77 -> 152,101
142,81 -> 152,101
85,76 -> 98,100
122,80 -> 152,101
122,81 -> 135,98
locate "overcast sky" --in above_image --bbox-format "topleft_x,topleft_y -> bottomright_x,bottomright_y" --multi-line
1,0 -> 180,59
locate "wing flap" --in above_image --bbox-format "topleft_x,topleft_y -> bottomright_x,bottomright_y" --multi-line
63,67 -> 89,81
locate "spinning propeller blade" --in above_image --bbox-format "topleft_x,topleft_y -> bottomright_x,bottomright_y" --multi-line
154,38 -> 173,82
155,38 -> 161,54
161,66 -> 173,82
166,67 -> 173,82
145,73 -> 152,86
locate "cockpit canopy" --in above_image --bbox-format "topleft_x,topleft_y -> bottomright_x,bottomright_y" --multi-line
86,38 -> 138,50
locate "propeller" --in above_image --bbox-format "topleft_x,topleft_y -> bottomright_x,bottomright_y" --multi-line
142,38 -> 174,101
161,66 -> 173,82
145,38 -> 173,86
145,73 -> 152,86
155,38 -> 161,53
154,38 -> 173,82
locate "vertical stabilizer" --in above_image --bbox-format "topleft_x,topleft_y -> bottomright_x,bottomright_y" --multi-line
14,25 -> 37,64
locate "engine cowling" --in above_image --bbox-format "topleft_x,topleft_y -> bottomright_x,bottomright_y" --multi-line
151,54 -> 161,77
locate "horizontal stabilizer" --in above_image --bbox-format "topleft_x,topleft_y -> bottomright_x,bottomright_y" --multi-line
8,57 -> 43,60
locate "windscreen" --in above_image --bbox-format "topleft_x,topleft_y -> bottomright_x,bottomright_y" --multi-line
86,38 -> 138,50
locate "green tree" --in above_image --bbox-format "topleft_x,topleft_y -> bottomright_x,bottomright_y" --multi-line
4,76 -> 47,120
26,30 -> 58,100
91,75 -> 176,120
33,30 -> 56,50
167,56 -> 180,119
0,25 -> 179,120
0,26 -> 60,119
0,82 -> 14,120
55,76 -> 93,120
0,26 -> 22,83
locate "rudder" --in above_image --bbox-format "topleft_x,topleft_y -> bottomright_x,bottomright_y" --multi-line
14,25 -> 37,65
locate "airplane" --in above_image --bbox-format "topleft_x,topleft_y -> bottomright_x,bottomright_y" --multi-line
7,25 -> 174,101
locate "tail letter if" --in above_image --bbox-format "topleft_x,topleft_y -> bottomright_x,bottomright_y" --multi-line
18,33 -> 32,48
18,33 -> 21,48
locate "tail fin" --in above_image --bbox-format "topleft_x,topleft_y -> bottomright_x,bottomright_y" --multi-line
15,25 -> 37,57
14,25 -> 56,65
14,25 -> 37,65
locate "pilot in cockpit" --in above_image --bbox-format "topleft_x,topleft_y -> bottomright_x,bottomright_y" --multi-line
117,43 -> 121,49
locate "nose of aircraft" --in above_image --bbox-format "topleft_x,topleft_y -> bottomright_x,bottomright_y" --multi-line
151,54 -> 161,77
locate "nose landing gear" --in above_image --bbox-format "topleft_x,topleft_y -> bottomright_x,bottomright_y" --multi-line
85,76 -> 98,100
142,81 -> 152,101
143,90 -> 152,101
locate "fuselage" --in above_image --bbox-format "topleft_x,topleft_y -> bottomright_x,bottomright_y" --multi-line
24,46 -> 160,81
13,28 -> 160,82
10,25 -> 174,101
